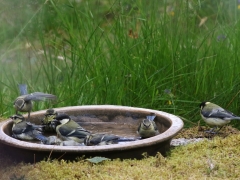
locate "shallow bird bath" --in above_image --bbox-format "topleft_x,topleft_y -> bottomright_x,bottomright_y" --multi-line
0,105 -> 183,162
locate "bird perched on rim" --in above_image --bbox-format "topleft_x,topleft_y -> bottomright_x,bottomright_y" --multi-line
13,84 -> 57,121
10,114 -> 47,143
137,113 -> 159,138
51,114 -> 91,143
84,133 -> 137,146
200,101 -> 240,133
41,108 -> 58,132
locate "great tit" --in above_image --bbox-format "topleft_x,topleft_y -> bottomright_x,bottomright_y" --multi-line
41,108 -> 58,132
84,133 -> 137,146
52,114 -> 91,143
137,113 -> 159,138
13,84 -> 57,120
200,101 -> 240,133
10,114 -> 47,143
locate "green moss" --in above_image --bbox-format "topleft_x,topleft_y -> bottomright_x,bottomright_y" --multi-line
1,134 -> 240,179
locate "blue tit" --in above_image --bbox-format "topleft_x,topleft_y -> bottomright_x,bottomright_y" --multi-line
137,113 -> 159,138
13,84 -> 57,121
200,101 -> 240,133
41,108 -> 58,132
52,114 -> 91,143
84,133 -> 138,146
10,114 -> 47,143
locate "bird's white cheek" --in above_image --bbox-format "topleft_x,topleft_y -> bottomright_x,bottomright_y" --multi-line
60,119 -> 69,124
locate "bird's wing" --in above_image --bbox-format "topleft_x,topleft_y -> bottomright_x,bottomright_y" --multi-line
88,134 -> 119,145
18,84 -> 28,95
12,126 -> 25,135
58,125 -> 74,137
202,108 -> 238,119
24,92 -> 56,101
24,123 -> 41,133
58,126 -> 90,139
101,134 -> 119,142
12,122 -> 34,135
26,122 -> 44,131
87,134 -> 104,145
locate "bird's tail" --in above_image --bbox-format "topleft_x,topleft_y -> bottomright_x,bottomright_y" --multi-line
18,84 -> 28,95
146,113 -> 156,121
29,92 -> 57,101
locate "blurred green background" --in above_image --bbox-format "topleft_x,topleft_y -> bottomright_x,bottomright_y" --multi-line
1,0 -> 240,128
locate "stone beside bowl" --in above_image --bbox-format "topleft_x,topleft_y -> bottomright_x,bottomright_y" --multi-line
0,105 -> 183,163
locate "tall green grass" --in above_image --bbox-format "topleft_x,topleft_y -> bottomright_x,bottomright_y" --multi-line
1,0 -> 240,127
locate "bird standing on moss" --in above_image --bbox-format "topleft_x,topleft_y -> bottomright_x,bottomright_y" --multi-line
10,114 -> 47,143
199,101 -> 240,133
13,84 -> 57,121
137,113 -> 159,138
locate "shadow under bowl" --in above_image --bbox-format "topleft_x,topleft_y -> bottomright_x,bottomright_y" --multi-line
0,105 -> 183,163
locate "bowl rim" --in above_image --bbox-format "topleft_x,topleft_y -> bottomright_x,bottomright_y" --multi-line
0,105 -> 183,153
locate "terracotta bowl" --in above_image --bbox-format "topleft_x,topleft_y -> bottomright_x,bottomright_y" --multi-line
0,105 -> 183,162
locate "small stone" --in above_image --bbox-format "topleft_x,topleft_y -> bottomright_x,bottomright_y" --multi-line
170,138 -> 206,147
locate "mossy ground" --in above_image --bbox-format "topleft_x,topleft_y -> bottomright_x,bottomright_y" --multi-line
175,124 -> 240,139
1,1 -> 240,179
1,119 -> 240,180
